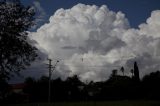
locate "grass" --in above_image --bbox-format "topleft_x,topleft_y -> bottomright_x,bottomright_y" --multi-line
3,101 -> 160,106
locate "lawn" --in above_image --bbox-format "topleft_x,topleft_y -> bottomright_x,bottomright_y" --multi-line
3,101 -> 160,106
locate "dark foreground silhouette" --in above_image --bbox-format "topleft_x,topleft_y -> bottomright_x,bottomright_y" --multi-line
1,62 -> 160,104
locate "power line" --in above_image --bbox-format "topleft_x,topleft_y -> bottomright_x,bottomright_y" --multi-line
51,55 -> 135,61
58,64 -> 121,68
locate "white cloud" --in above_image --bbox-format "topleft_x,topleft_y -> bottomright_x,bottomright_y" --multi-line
29,4 -> 160,82
139,10 -> 160,38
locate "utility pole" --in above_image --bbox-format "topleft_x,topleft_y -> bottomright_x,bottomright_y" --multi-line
47,58 -> 59,103
47,58 -> 52,103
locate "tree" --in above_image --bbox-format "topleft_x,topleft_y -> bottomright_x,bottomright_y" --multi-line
133,62 -> 140,82
110,69 -> 118,78
23,77 -> 36,102
142,71 -> 160,99
0,0 -> 37,80
66,75 -> 83,100
130,69 -> 134,77
0,78 -> 10,102
120,66 -> 124,76
142,71 -> 160,85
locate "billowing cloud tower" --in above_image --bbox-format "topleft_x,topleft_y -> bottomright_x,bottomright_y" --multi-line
30,4 -> 160,82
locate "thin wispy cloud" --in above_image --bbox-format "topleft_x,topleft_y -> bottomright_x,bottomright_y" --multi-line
32,1 -> 46,29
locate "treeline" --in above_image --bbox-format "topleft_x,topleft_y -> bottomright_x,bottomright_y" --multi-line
1,62 -> 160,103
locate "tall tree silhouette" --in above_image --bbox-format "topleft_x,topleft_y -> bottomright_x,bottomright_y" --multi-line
0,0 -> 37,80
133,62 -> 140,82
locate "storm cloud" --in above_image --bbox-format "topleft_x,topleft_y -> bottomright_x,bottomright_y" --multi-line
29,4 -> 160,82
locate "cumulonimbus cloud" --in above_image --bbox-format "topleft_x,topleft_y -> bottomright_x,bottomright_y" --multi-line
29,4 -> 160,82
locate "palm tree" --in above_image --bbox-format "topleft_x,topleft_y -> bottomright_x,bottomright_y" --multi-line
120,66 -> 125,76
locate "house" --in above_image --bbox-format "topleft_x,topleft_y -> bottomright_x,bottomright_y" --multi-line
11,83 -> 26,94
9,83 -> 29,102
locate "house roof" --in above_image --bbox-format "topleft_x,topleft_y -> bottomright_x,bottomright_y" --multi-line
11,83 -> 26,89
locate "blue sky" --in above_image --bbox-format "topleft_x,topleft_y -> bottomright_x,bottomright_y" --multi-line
10,0 -> 160,83
22,0 -> 160,28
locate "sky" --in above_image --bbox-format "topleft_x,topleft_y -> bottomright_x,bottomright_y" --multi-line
21,0 -> 160,28
11,0 -> 160,83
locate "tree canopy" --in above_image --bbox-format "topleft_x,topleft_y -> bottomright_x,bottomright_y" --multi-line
0,0 -> 37,80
